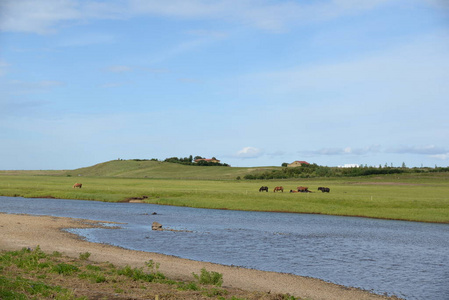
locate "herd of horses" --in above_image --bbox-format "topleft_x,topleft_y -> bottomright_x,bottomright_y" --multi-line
259,186 -> 330,193
72,182 -> 330,193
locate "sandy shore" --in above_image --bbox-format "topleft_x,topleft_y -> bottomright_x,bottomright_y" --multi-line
0,213 -> 398,300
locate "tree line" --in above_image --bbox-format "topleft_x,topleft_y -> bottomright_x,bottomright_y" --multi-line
242,163 -> 449,180
127,156 -> 230,166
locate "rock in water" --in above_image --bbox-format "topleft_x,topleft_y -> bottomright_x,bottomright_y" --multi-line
152,222 -> 163,231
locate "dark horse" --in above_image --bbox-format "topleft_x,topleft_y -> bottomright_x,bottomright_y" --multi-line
73,183 -> 82,188
259,186 -> 269,192
318,187 -> 330,193
273,186 -> 283,192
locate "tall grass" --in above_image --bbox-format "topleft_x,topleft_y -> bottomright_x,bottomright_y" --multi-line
0,173 -> 448,223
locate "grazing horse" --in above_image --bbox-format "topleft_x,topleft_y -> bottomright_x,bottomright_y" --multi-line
259,186 -> 269,192
273,186 -> 283,192
318,187 -> 330,193
73,183 -> 82,188
297,186 -> 309,193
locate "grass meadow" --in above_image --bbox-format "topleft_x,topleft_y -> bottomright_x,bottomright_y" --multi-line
0,172 -> 448,223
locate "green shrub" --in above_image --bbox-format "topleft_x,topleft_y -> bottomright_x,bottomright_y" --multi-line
202,287 -> 227,297
52,263 -> 80,275
192,268 -> 223,287
14,246 -> 48,270
51,251 -> 62,257
117,265 -> 158,282
79,252 -> 91,261
0,275 -> 75,299
177,281 -> 199,291
86,264 -> 101,272
79,272 -> 107,283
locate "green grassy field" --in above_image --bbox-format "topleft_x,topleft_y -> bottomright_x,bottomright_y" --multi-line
1,164 -> 448,223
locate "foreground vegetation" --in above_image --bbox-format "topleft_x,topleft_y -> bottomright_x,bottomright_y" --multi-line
0,246 -> 297,299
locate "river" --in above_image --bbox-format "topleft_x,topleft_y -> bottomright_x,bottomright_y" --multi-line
1,196 -> 448,300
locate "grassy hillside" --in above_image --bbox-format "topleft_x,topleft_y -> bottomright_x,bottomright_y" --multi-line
64,160 -> 279,180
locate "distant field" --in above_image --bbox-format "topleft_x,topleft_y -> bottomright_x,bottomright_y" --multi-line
0,167 -> 448,223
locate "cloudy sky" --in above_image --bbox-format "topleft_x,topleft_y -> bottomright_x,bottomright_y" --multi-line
1,0 -> 448,170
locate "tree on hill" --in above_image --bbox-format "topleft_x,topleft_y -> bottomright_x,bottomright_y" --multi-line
164,155 -> 229,167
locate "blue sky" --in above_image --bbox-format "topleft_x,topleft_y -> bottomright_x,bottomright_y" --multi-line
1,0 -> 448,170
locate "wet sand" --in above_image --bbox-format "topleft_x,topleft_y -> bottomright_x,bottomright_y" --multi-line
0,213 -> 399,300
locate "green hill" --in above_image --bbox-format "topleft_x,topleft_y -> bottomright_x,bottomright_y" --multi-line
65,160 -> 279,180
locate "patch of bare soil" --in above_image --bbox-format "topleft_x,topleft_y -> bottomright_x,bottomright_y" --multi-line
122,196 -> 149,203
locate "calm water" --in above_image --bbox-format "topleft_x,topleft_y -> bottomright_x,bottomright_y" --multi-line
1,196 -> 448,300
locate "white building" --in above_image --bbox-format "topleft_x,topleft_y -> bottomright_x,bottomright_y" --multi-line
338,164 -> 360,168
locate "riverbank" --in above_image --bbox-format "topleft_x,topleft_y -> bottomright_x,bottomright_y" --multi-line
0,213 -> 401,300
1,174 -> 448,223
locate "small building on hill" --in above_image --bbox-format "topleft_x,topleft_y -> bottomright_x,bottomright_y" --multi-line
287,160 -> 310,167
194,158 -> 220,163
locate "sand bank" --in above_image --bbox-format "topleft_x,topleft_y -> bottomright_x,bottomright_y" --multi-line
0,213 -> 399,300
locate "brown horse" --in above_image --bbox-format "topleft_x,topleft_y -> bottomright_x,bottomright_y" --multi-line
73,183 -> 82,188
273,186 -> 283,192
297,186 -> 309,192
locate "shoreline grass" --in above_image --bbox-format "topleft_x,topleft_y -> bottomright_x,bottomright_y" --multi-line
1,246 -> 295,300
0,172 -> 448,223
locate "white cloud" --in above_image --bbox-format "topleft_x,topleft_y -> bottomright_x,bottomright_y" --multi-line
57,33 -> 116,47
187,29 -> 229,38
424,0 -> 449,9
300,145 -> 449,160
0,0 -> 126,34
0,0 -> 81,34
236,146 -> 262,158
240,31 -> 449,108
0,0 -> 396,34
128,0 -> 393,32
430,154 -> 449,160
300,145 -> 381,156
105,65 -> 133,73
100,82 -> 127,88
0,60 -> 10,76
7,80 -> 64,94
387,145 -> 449,155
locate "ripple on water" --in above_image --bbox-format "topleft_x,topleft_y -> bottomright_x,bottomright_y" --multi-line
1,196 -> 448,300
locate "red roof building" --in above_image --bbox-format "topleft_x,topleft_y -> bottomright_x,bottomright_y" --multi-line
194,158 -> 220,163
287,161 -> 310,167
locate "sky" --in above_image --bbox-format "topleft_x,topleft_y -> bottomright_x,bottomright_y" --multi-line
1,0 -> 449,170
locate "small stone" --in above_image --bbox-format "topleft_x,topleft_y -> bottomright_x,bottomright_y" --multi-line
152,222 -> 163,231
